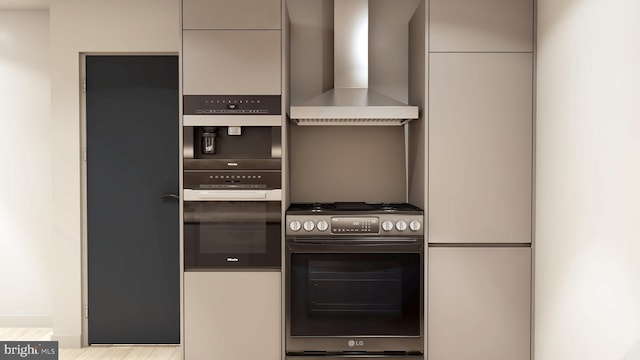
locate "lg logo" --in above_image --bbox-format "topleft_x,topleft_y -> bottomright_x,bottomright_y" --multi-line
348,340 -> 364,347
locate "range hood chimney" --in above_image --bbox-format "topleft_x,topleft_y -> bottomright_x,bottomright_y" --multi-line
290,0 -> 419,126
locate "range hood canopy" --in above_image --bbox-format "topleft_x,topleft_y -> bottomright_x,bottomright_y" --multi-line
289,0 -> 419,126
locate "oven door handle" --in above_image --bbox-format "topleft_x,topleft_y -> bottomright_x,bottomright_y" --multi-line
184,189 -> 281,201
287,239 -> 424,253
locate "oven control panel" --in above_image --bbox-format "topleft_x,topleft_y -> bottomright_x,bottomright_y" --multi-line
286,215 -> 423,237
331,217 -> 379,234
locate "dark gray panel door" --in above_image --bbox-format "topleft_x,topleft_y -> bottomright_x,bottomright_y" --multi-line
86,55 -> 179,344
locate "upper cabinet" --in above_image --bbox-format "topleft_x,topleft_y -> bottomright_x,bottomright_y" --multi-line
428,0 -> 533,244
181,0 -> 282,95
183,0 -> 281,30
182,31 -> 281,95
430,0 -> 533,52
428,53 -> 532,244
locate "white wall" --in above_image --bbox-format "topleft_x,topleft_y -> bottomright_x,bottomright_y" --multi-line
0,10 -> 52,327
536,1 -> 640,360
49,0 -> 179,347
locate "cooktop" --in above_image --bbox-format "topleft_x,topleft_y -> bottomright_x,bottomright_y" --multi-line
287,202 -> 423,214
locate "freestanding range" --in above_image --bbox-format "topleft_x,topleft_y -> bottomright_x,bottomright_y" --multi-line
285,203 -> 425,360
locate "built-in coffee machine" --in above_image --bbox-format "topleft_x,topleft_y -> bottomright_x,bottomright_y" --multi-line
182,94 -> 282,270
183,95 -> 282,191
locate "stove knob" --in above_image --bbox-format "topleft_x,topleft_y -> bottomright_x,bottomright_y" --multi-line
317,220 -> 329,232
409,220 -> 422,232
303,220 -> 315,232
381,220 -> 394,232
395,220 -> 407,232
289,220 -> 302,232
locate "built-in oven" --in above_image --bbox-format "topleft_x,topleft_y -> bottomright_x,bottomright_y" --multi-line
285,203 -> 425,360
184,189 -> 281,270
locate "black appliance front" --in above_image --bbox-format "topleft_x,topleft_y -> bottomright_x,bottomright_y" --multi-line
183,124 -> 282,190
183,95 -> 281,116
184,200 -> 281,269
285,239 -> 424,355
189,126 -> 279,160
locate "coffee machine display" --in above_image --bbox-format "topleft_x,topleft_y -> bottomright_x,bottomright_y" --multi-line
184,95 -> 281,116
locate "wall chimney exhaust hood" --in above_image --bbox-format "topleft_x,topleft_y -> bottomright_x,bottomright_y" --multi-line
289,0 -> 419,126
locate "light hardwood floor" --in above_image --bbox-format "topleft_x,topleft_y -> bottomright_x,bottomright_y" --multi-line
0,328 -> 181,360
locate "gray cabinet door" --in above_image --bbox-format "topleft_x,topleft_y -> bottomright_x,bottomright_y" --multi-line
429,53 -> 532,244
428,247 -> 531,360
183,0 -> 281,30
184,272 -> 281,360
429,0 -> 533,52
182,30 -> 281,95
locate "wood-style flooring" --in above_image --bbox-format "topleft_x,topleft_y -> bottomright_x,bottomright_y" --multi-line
0,328 -> 181,360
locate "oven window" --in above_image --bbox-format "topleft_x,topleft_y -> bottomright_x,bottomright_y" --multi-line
290,253 -> 421,336
198,223 -> 267,253
193,202 -> 267,254
184,201 -> 280,269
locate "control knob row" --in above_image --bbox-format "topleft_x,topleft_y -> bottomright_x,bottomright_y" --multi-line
289,220 -> 329,232
381,220 -> 422,232
290,219 -> 421,232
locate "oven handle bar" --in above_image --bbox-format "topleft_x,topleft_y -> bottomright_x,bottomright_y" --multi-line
287,238 -> 424,252
290,237 -> 421,244
184,189 -> 282,201
183,115 -> 282,127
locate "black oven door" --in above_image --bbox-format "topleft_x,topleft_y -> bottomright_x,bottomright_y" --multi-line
184,190 -> 281,270
285,238 -> 424,354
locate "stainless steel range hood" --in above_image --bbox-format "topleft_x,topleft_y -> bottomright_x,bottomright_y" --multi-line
289,0 -> 419,126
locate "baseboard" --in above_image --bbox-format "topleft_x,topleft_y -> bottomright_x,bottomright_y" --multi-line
50,333 -> 82,348
0,315 -> 52,328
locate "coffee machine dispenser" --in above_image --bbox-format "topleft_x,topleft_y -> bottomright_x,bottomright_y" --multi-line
200,127 -> 217,155
189,126 -> 280,160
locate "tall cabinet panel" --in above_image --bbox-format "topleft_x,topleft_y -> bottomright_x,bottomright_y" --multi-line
181,1 -> 283,360
428,247 -> 532,360
426,1 -> 534,359
428,53 -> 532,244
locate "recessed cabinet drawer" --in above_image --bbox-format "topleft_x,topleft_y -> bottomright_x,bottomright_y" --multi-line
183,0 -> 281,30
183,30 -> 281,95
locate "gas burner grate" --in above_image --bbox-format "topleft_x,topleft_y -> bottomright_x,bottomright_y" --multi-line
287,202 -> 423,215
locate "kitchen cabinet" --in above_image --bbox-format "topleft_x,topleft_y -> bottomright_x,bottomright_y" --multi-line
428,247 -> 531,360
182,30 -> 282,95
182,0 -> 281,30
428,53 -> 532,244
184,271 -> 281,360
429,0 -> 533,52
